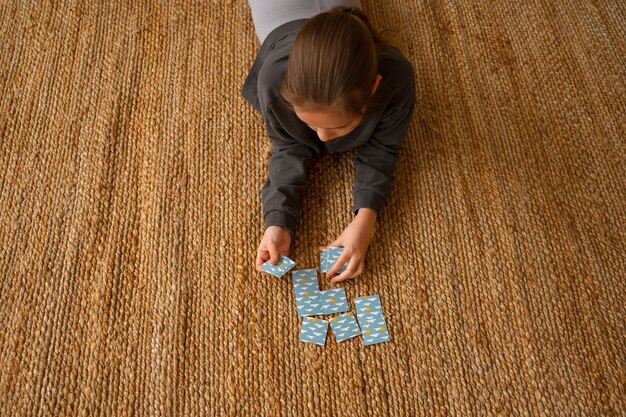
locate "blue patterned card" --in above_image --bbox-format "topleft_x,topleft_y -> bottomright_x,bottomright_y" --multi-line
359,318 -> 391,346
320,246 -> 348,274
354,295 -> 383,317
292,269 -> 321,317
261,255 -> 296,278
354,295 -> 391,346
292,268 -> 319,292
294,289 -> 325,317
293,287 -> 349,317
329,312 -> 361,342
299,317 -> 328,345
318,288 -> 350,315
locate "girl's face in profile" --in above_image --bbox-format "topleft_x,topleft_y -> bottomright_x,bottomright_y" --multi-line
294,107 -> 362,142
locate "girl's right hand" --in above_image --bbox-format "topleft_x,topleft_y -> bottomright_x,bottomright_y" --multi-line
255,225 -> 292,272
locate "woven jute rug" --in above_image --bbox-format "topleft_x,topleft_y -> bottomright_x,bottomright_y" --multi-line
1,0 -> 624,415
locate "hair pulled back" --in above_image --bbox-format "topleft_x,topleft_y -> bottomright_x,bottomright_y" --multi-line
281,7 -> 382,116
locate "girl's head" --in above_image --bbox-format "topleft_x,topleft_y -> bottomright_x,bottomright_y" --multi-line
281,7 -> 383,141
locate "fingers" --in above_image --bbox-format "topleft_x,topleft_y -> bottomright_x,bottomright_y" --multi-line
257,226 -> 291,274
320,236 -> 342,253
256,248 -> 268,272
326,249 -> 351,279
256,246 -> 280,273
330,260 -> 364,284
328,238 -> 341,248
327,248 -> 365,283
268,244 -> 280,265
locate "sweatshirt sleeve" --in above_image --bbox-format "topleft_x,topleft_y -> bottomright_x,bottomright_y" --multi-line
261,111 -> 317,237
352,82 -> 416,215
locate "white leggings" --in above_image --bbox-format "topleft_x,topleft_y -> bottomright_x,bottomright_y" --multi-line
247,0 -> 362,44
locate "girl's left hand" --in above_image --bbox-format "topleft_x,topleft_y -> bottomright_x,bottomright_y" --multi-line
322,208 -> 377,284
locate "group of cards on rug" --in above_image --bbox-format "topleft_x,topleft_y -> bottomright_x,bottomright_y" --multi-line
261,247 -> 391,346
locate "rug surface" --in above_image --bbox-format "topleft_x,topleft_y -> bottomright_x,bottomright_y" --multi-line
0,1 -> 624,415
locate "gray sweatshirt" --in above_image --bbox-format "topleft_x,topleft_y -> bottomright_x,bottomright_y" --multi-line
242,19 -> 415,237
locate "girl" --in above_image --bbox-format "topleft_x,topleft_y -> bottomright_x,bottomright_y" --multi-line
243,1 -> 415,283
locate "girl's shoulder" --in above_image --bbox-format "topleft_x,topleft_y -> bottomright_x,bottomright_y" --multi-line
242,20 -> 306,113
378,44 -> 415,84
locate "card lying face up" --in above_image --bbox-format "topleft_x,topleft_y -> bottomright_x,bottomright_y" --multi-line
354,295 -> 391,346
261,255 -> 296,278
329,312 -> 361,342
294,289 -> 324,317
319,288 -> 350,315
292,268 -> 319,292
299,317 -> 328,345
292,269 -> 321,317
320,246 -> 348,274
293,287 -> 350,317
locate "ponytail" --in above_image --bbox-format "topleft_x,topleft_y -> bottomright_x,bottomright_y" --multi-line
340,7 -> 384,48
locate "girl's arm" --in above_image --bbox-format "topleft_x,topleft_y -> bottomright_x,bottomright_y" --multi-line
325,75 -> 416,283
261,115 -> 317,238
352,86 -> 416,217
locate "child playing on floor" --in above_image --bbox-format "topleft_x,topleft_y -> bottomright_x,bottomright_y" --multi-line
242,1 -> 415,283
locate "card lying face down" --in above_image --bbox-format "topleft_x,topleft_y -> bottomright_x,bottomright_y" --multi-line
354,295 -> 391,346
299,317 -> 328,345
329,312 -> 361,342
261,255 -> 296,278
320,246 -> 348,274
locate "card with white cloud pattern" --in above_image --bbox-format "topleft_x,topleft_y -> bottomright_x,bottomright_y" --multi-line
294,289 -> 324,317
292,268 -> 319,292
354,294 -> 383,317
320,246 -> 348,274
299,317 -> 328,345
293,287 -> 350,317
261,255 -> 296,278
318,288 -> 350,315
329,312 -> 361,342
359,319 -> 390,346
354,295 -> 391,346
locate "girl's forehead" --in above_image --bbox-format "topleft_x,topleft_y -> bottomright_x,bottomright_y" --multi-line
293,107 -> 359,129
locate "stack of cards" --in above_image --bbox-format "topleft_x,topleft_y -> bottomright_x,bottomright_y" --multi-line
355,295 -> 391,346
261,255 -> 296,278
320,246 -> 348,274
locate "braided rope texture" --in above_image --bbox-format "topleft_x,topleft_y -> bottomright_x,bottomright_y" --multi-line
0,0 -> 624,415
